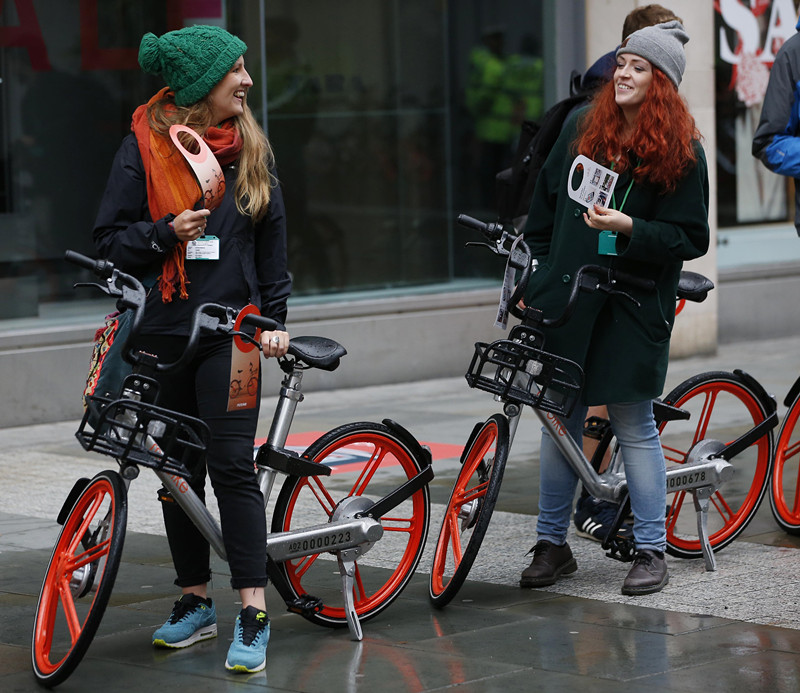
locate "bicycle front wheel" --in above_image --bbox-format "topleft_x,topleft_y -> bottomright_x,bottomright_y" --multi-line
770,393 -> 800,534
271,421 -> 430,628
429,414 -> 509,608
32,470 -> 127,687
659,371 -> 773,558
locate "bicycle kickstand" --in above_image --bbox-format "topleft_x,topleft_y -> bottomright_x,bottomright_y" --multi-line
693,486 -> 717,572
337,548 -> 363,641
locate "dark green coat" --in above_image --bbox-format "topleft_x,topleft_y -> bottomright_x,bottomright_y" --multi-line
522,111 -> 710,405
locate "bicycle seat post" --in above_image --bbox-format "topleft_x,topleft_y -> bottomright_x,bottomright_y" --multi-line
266,362 -> 305,450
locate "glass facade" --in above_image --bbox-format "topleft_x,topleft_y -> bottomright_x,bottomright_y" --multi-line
715,0 -> 795,228
714,0 -> 800,267
0,0 -> 545,323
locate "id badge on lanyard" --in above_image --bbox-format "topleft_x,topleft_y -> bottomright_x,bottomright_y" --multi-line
566,155 -> 633,257
169,124 -> 225,261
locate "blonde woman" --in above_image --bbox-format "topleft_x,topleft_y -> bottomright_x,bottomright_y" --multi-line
94,25 -> 290,673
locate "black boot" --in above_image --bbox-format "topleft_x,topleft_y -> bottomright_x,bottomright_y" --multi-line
621,549 -> 668,595
520,540 -> 577,588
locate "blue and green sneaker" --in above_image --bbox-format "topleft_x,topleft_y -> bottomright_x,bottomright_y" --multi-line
225,606 -> 270,673
152,594 -> 217,649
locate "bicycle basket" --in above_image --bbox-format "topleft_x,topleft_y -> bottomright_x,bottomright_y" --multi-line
76,395 -> 210,478
465,337 -> 583,417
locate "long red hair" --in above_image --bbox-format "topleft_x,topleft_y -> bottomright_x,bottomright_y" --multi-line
574,68 -> 700,193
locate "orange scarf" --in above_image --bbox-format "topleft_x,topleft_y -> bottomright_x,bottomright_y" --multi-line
131,88 -> 243,301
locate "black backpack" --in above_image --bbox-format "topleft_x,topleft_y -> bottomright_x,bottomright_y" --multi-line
495,78 -> 593,227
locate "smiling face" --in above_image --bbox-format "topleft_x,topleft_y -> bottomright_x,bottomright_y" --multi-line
207,56 -> 252,123
614,53 -> 654,122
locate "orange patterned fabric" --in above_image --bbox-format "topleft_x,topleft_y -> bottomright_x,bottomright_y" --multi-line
83,311 -> 124,407
130,88 -> 242,301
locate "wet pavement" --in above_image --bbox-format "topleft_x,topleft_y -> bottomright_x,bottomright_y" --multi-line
2,334 -> 800,691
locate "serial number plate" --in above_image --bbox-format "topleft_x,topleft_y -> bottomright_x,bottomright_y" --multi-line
288,530 -> 352,554
667,470 -> 707,491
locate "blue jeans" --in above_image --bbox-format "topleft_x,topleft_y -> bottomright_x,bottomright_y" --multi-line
536,400 -> 667,552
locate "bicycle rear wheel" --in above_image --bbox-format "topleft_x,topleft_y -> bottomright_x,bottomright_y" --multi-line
659,371 -> 773,558
770,393 -> 800,534
271,421 -> 430,628
32,470 -> 127,687
429,414 -> 509,607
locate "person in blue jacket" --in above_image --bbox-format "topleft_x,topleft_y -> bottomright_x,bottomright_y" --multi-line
93,25 -> 290,674
753,16 -> 800,234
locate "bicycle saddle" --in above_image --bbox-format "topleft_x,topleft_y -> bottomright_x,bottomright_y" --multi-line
286,336 -> 347,371
676,271 -> 714,303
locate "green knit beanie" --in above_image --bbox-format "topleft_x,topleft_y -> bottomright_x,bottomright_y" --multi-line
138,25 -> 247,107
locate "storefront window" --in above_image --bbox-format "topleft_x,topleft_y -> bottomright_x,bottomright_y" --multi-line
715,0 -> 800,268
716,0 -> 793,227
0,0 -> 545,323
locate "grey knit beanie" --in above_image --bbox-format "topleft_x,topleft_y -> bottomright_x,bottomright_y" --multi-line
616,19 -> 689,88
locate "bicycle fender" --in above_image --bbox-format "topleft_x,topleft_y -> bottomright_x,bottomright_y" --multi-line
459,421 -> 486,466
783,373 -> 800,409
56,478 -> 91,525
733,369 -> 778,414
381,418 -> 432,468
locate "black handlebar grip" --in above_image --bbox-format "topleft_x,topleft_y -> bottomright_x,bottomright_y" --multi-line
457,214 -> 506,242
242,314 -> 279,332
65,250 -> 115,279
613,270 -> 656,292
456,214 -> 487,232
64,250 -> 98,271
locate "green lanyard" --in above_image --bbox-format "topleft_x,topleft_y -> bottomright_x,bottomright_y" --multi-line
611,177 -> 634,212
598,162 -> 634,257
610,161 -> 634,213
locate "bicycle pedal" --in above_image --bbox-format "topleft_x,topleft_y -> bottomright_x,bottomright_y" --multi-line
603,536 -> 636,563
286,593 -> 324,616
583,416 -> 611,440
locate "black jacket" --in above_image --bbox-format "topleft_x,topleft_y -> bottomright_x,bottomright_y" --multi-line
94,133 -> 291,334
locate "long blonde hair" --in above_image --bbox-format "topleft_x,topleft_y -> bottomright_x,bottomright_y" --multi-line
147,94 -> 275,221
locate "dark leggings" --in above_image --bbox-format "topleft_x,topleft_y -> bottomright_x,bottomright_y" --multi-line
136,334 -> 267,591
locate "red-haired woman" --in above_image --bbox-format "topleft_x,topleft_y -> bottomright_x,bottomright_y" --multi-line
519,21 -> 709,596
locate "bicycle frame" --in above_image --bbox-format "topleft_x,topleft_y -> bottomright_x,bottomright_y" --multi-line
38,251 -> 433,687
457,219 -> 777,571
113,357 -> 429,641
498,375 -> 775,571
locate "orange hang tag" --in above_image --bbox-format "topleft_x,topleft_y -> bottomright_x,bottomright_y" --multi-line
169,124 -> 226,210
227,305 -> 261,412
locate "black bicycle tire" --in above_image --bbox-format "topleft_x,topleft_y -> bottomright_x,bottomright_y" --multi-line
770,392 -> 800,535
32,470 -> 127,687
271,421 -> 430,628
660,370 -> 773,558
428,413 -> 510,608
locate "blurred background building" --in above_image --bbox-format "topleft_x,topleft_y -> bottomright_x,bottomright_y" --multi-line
0,1 -> 796,425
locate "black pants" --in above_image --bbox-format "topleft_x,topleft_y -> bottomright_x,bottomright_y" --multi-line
136,334 -> 267,591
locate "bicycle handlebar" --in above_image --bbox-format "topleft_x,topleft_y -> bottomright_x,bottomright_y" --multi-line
455,215 -> 657,327
65,249 -> 116,277
456,213 -> 505,242
540,264 -> 655,329
457,214 -> 532,313
66,250 -> 279,374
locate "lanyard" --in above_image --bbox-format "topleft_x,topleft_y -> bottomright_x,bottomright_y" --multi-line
609,159 -> 635,213
611,177 -> 634,213
598,162 -> 634,257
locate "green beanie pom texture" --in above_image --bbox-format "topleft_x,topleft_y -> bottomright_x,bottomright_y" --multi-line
138,25 -> 247,107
